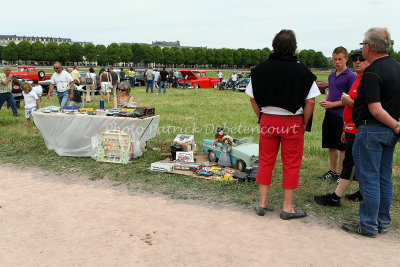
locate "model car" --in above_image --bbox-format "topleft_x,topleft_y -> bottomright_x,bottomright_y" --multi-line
202,138 -> 259,172
177,70 -> 220,89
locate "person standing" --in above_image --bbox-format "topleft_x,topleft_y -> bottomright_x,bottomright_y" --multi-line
119,68 -> 126,81
231,71 -> 238,91
145,68 -> 155,93
318,47 -> 357,182
217,71 -> 223,90
47,62 -> 74,109
70,66 -> 82,85
109,67 -> 119,98
0,66 -> 18,116
154,68 -> 160,89
247,29 -> 320,220
127,67 -> 135,87
85,67 -> 97,102
342,28 -> 400,237
99,68 -> 112,102
314,50 -> 370,207
167,68 -> 174,88
159,67 -> 169,94
21,82 -> 41,127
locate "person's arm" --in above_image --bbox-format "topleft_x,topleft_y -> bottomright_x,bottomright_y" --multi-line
109,74 -> 112,84
69,81 -> 74,100
249,97 -> 261,119
341,93 -> 353,106
368,102 -> 400,135
128,96 -> 134,102
99,74 -> 102,83
112,95 -> 117,108
303,98 -> 315,130
1,73 -> 12,85
37,98 -> 41,109
47,84 -> 55,100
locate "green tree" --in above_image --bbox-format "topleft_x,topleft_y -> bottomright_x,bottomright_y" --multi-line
250,49 -> 260,66
119,43 -> 133,63
96,44 -> 108,65
206,49 -> 215,66
130,43 -> 143,64
260,47 -> 271,61
238,49 -> 251,66
182,48 -> 195,65
3,42 -> 18,63
70,42 -> 84,63
59,42 -> 71,64
193,47 -> 207,65
141,44 -> 155,63
84,43 -> 97,62
0,46 -> 2,61
153,46 -> 164,65
31,41 -> 45,61
171,47 -> 184,65
233,50 -> 242,66
163,47 -> 175,65
314,51 -> 329,68
107,43 -> 120,65
221,48 -> 234,66
17,40 -> 31,62
45,42 -> 60,62
214,49 -> 224,66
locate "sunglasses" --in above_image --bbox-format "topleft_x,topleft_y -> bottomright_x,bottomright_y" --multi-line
351,57 -> 365,62
53,67 -> 60,70
118,89 -> 128,91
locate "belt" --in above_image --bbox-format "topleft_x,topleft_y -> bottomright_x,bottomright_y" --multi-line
355,119 -> 381,127
263,113 -> 302,117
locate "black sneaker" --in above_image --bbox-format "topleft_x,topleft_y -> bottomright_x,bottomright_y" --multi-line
341,223 -> 376,238
314,193 -> 341,207
317,170 -> 336,179
345,190 -> 363,202
329,173 -> 340,184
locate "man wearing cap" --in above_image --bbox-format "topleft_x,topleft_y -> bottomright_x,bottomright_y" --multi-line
341,28 -> 400,237
318,47 -> 357,183
247,29 -> 320,220
314,50 -> 369,207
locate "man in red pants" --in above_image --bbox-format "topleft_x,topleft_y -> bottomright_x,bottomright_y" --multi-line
246,29 -> 320,220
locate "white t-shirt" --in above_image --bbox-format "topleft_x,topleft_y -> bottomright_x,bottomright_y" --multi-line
231,74 -> 238,81
154,71 -> 160,81
32,85 -> 43,96
217,72 -> 223,79
23,91 -> 38,108
245,80 -> 321,115
51,71 -> 73,92
86,72 -> 96,82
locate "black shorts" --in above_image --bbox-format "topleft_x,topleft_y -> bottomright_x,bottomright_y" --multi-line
322,111 -> 346,151
340,132 -> 356,180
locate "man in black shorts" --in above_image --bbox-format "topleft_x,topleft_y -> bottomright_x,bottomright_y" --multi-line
314,50 -> 369,207
318,47 -> 356,182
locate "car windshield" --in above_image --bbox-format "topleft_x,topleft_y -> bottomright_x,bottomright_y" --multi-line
17,67 -> 28,72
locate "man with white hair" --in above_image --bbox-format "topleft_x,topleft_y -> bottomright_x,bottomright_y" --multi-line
342,27 -> 400,237
0,66 -> 18,116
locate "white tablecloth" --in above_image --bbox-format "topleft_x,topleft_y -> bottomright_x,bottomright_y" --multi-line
33,112 -> 160,157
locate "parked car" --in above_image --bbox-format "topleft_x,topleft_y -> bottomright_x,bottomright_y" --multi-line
11,65 -> 52,81
316,81 -> 329,94
236,78 -> 251,92
177,70 -> 220,89
202,138 -> 259,172
135,70 -> 146,86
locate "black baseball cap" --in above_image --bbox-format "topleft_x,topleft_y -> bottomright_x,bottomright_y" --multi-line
350,49 -> 363,59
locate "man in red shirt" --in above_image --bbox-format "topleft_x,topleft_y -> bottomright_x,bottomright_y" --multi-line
314,50 -> 370,206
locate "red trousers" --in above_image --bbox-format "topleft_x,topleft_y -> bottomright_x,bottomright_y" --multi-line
256,114 -> 304,189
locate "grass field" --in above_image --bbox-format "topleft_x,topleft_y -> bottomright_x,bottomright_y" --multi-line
1,71 -> 399,229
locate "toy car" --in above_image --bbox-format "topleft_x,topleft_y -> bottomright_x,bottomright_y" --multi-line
202,138 -> 259,172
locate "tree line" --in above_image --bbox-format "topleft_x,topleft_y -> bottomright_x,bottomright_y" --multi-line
1,40 -> 335,69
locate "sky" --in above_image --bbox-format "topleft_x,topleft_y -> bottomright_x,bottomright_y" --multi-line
3,0 -> 400,56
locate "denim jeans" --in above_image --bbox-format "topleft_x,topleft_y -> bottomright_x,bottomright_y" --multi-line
232,81 -> 237,91
159,81 -> 167,93
0,92 -> 18,116
146,80 -> 154,93
57,90 -> 71,109
352,124 -> 398,234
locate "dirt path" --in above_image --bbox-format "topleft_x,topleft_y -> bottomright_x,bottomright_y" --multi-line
1,164 -> 399,266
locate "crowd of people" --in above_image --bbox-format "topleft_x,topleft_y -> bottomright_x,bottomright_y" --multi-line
247,27 -> 400,238
1,26 -> 399,238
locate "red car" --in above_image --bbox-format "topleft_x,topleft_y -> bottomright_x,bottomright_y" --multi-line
11,65 -> 52,81
316,81 -> 329,94
177,69 -> 220,89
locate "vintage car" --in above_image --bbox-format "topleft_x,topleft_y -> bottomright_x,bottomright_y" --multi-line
236,78 -> 251,92
177,70 -> 220,89
11,65 -> 52,81
316,81 -> 329,94
202,138 -> 258,172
